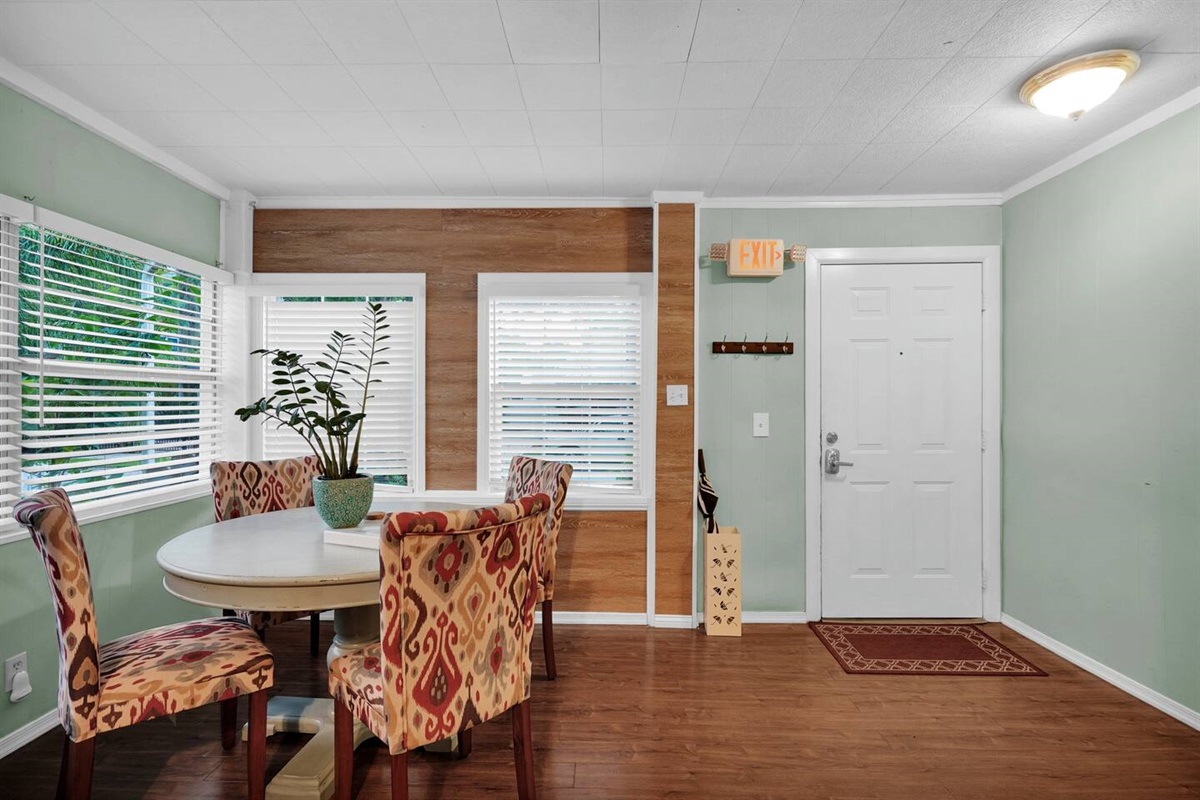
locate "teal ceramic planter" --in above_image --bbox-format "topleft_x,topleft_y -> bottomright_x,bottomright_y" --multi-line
313,474 -> 374,529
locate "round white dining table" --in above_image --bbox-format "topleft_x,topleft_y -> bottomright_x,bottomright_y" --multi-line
156,501 -> 472,800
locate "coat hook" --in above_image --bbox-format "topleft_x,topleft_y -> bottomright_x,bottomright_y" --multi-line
720,334 -> 727,353
741,334 -> 748,354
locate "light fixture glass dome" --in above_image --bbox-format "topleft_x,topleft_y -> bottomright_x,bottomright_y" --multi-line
1020,50 -> 1140,121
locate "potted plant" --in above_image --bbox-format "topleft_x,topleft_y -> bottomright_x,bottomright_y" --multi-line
236,302 -> 390,528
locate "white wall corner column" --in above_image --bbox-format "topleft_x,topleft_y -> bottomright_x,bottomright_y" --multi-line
220,189 -> 257,461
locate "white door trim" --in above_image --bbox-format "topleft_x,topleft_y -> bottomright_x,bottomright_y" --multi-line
804,246 -> 1002,622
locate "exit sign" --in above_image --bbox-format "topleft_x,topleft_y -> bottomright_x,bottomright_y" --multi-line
727,239 -> 784,277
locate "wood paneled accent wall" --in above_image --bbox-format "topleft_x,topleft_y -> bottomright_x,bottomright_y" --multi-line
253,207 -> 653,613
654,204 -> 696,617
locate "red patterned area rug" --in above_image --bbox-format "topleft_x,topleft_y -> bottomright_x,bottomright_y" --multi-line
810,622 -> 1046,676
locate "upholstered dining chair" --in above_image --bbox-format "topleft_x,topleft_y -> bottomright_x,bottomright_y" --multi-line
210,456 -> 325,656
14,488 -> 274,800
504,456 -> 573,679
328,494 -> 552,800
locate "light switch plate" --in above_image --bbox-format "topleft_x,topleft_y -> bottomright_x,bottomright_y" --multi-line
666,385 -> 688,406
753,413 -> 769,437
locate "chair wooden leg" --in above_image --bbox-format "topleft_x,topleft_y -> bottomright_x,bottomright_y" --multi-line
511,700 -> 536,800
310,613 -> 321,657
334,699 -> 354,800
57,735 -> 95,800
390,751 -> 408,800
541,600 -> 557,680
220,696 -> 238,750
457,727 -> 473,759
247,690 -> 267,800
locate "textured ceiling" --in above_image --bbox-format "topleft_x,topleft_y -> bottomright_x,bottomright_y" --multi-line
1,0 -> 1198,199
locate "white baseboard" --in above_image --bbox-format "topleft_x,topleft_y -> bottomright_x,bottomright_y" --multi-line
540,611 -> 649,626
0,709 -> 58,760
653,614 -> 697,629
742,612 -> 808,623
1001,614 -> 1200,732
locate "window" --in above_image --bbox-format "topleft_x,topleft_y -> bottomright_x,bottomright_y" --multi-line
250,277 -> 424,492
1,205 -> 227,525
478,273 -> 652,498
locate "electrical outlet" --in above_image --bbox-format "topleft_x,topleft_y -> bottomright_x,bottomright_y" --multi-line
5,652 -> 27,693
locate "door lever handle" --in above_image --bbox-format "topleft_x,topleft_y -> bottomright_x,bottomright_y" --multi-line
824,448 -> 854,475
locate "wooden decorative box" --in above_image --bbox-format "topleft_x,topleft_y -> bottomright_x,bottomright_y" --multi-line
704,527 -> 742,637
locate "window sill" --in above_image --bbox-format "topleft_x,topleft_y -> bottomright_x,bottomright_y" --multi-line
0,482 -> 212,546
375,486 -> 650,512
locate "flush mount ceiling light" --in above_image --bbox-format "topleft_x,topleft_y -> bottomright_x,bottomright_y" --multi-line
1020,50 -> 1141,120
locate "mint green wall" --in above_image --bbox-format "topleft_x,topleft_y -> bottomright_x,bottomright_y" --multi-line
1002,107 -> 1200,713
0,85 -> 220,266
697,206 -> 1002,612
0,498 -> 217,739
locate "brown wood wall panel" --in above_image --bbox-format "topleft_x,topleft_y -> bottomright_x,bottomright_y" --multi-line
654,204 -> 695,617
254,207 -> 653,489
554,511 -> 648,614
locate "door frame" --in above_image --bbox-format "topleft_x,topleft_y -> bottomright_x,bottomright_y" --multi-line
804,246 -> 1002,622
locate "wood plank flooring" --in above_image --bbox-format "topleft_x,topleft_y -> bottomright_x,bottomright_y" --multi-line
2,622 -> 1197,799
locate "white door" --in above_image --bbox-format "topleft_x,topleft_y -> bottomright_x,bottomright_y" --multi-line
820,262 -> 983,618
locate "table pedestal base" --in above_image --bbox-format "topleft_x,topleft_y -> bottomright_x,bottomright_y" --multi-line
259,696 -> 373,800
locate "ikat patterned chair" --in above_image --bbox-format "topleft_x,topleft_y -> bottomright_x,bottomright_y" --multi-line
210,456 -> 326,656
14,488 -> 275,800
328,493 -> 552,800
504,456 -> 573,679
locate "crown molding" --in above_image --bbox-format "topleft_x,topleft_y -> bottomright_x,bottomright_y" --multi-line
253,195 -> 652,209
699,193 -> 1003,208
0,58 -> 231,202
1003,87 -> 1200,202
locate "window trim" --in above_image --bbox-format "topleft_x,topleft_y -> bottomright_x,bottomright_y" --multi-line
244,273 -> 427,495
476,272 -> 654,506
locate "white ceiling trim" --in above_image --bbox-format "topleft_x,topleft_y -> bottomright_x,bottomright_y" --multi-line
0,58 -> 231,202
1003,87 -> 1200,203
698,193 -> 1003,208
253,195 -> 653,209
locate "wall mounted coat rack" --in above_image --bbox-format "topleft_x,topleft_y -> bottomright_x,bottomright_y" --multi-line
712,336 -> 794,356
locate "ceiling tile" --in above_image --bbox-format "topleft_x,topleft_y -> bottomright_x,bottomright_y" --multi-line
823,172 -> 891,195
958,0 -> 1109,57
98,1 -> 249,65
805,105 -> 901,144
529,111 -> 603,146
296,1 -> 424,64
738,107 -> 822,144
603,145 -> 668,195
779,143 -> 863,179
409,147 -> 493,194
769,173 -> 836,195
0,2 -> 164,65
161,147 -> 252,186
198,1 -> 335,64
872,105 -> 975,143
218,146 -> 323,186
844,142 -> 930,174
601,64 -> 686,109
399,0 -> 512,64
27,65 -> 222,112
264,66 -> 373,111
670,109 -> 749,145
182,66 -> 298,111
712,173 -> 777,196
382,111 -> 468,147
756,60 -> 859,108
660,145 -> 729,191
778,1 -> 903,60
724,145 -> 797,174
347,65 -> 449,111
603,110 -> 676,146
457,110 -> 536,146
309,112 -> 402,147
238,112 -> 335,147
107,111 -> 266,147
678,62 -> 772,109
475,146 -> 545,180
539,147 -> 603,195
432,65 -> 525,110
867,1 -> 1006,59
1143,1 -> 1200,53
517,65 -> 602,110
1048,0 -> 1200,59
831,59 -> 947,109
689,1 -> 801,62
500,1 -> 600,64
599,0 -> 700,63
346,148 -> 440,194
942,104 -> 1083,145
911,57 -> 1037,106
281,147 -> 384,193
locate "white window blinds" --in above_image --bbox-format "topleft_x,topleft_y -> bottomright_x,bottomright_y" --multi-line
480,276 -> 649,495
260,296 -> 418,489
16,222 -> 223,507
0,218 -> 20,525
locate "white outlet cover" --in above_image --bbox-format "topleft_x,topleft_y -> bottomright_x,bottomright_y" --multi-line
666,384 -> 688,406
4,652 -> 27,692
753,412 -> 769,437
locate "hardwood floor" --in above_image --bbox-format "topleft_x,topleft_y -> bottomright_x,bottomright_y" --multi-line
3,622 -> 1197,799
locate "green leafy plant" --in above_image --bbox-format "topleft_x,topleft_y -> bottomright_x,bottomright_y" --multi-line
236,302 -> 389,480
